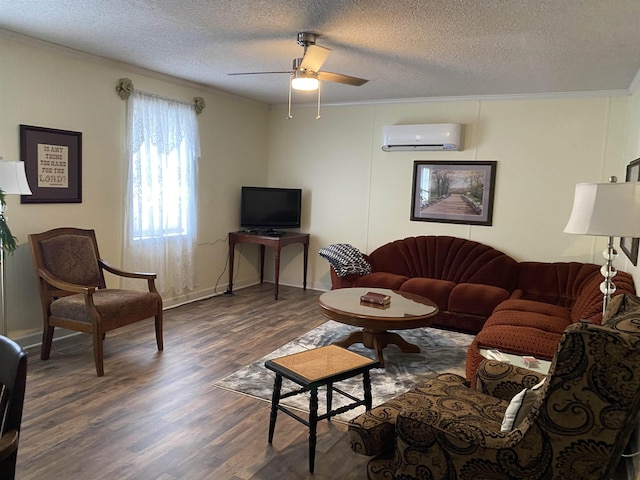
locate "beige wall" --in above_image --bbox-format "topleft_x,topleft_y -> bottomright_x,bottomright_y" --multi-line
1,32 -> 270,342
3,30 -> 640,345
267,94 -> 636,291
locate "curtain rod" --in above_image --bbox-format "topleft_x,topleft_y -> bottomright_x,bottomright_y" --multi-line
115,78 -> 205,114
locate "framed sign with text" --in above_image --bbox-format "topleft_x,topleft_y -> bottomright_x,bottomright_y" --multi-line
19,124 -> 82,203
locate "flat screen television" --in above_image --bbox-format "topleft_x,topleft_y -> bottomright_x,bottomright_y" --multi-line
240,186 -> 302,232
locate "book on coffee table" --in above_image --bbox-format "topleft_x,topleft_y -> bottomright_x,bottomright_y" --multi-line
360,291 -> 391,305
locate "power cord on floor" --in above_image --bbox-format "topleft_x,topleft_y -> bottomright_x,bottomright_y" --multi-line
197,233 -> 242,296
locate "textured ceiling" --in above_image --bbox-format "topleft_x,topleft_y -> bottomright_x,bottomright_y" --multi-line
1,0 -> 640,105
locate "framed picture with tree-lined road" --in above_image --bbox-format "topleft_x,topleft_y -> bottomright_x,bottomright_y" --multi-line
411,161 -> 497,226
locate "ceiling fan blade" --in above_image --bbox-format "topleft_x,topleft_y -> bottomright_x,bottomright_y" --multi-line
299,45 -> 329,72
227,71 -> 291,76
317,71 -> 369,86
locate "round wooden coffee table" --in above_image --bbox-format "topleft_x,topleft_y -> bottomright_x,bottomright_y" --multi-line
318,288 -> 439,367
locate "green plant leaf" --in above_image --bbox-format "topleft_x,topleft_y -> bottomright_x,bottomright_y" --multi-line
0,188 -> 17,254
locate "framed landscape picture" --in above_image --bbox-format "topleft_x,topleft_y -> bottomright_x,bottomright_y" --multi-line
621,157 -> 640,266
411,161 -> 497,226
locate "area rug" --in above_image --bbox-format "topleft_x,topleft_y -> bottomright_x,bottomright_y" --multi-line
213,321 -> 474,422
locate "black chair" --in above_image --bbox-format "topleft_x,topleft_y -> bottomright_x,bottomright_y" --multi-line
0,336 -> 27,479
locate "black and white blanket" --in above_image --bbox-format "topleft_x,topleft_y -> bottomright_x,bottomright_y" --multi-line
318,243 -> 372,277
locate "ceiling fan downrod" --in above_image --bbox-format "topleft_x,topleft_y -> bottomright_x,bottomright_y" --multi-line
296,32 -> 317,53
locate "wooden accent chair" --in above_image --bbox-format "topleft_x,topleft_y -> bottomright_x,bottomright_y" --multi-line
0,335 -> 27,480
29,227 -> 163,376
348,293 -> 640,480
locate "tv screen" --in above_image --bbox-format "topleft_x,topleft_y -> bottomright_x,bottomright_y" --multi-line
240,186 -> 302,231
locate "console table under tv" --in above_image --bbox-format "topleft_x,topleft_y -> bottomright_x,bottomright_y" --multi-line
227,231 -> 310,300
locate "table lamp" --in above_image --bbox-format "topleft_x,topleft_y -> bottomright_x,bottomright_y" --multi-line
0,159 -> 32,337
564,177 -> 640,315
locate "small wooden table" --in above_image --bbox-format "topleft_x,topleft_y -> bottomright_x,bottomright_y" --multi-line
318,288 -> 439,367
265,345 -> 378,473
227,231 -> 309,300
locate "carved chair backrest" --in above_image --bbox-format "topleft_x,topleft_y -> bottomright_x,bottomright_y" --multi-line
29,228 -> 107,298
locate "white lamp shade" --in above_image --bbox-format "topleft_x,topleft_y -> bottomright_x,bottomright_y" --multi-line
0,161 -> 32,195
564,182 -> 640,237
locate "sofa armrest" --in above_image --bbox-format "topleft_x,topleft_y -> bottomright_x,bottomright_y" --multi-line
395,374 -> 512,451
329,267 -> 361,289
348,388 -> 429,456
475,359 -> 546,400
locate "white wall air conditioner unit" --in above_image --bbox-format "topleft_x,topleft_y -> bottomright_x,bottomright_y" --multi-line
381,123 -> 463,151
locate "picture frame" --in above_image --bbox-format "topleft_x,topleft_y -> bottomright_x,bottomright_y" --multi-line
19,124 -> 82,203
620,157 -> 640,266
411,160 -> 497,226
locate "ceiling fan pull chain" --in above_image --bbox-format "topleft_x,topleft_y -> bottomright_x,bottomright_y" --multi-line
287,75 -> 293,119
316,81 -> 321,120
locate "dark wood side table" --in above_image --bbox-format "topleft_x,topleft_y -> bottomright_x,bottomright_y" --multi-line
265,345 -> 378,473
227,231 -> 310,300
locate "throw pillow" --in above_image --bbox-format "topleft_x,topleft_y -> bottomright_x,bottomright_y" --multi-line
602,293 -> 640,335
500,378 -> 545,432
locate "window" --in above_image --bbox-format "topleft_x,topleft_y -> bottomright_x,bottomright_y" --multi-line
123,90 -> 200,296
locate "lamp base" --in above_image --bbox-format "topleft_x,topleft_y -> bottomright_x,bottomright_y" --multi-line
600,236 -> 618,317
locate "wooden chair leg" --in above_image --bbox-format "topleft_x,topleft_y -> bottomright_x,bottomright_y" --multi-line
155,313 -> 163,351
41,326 -> 54,360
92,329 -> 104,377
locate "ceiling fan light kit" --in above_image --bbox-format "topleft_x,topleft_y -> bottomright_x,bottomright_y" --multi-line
229,32 -> 368,119
291,70 -> 319,91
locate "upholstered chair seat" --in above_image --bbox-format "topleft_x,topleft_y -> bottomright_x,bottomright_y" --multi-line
50,289 -> 160,323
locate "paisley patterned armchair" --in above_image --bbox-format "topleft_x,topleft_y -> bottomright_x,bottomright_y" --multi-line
348,294 -> 640,480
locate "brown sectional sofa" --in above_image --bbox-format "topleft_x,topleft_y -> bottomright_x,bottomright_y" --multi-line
328,235 -> 635,382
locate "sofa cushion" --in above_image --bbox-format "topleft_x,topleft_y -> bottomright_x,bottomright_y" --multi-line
449,283 -> 511,317
486,303 -> 571,335
465,325 -> 561,395
399,277 -> 455,311
493,298 -> 571,318
366,236 -> 519,290
474,324 -> 562,360
516,262 -> 600,308
353,272 -> 409,290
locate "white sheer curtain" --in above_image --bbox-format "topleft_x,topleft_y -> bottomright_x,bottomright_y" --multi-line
123,90 -> 200,297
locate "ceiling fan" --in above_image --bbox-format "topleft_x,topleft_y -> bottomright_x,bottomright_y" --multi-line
228,32 -> 369,119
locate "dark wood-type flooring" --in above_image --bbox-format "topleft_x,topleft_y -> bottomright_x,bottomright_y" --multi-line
15,283 -> 634,479
16,284 -> 369,479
